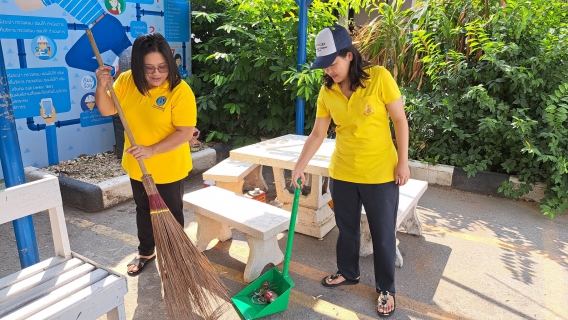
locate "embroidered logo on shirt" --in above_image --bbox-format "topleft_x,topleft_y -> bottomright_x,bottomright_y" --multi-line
363,103 -> 375,116
152,96 -> 167,111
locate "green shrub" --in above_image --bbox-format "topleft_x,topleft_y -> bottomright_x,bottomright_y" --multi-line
187,0 -> 369,146
357,0 -> 568,217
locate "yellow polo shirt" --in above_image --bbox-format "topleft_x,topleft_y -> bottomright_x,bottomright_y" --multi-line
316,66 -> 401,184
113,71 -> 196,184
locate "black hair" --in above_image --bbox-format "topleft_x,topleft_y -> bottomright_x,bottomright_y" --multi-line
323,45 -> 372,91
131,33 -> 181,95
174,53 -> 182,60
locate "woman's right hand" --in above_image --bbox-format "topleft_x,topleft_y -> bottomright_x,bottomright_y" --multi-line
291,166 -> 306,189
95,66 -> 113,89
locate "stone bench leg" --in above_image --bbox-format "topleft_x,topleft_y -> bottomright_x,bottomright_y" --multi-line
360,217 -> 374,257
243,165 -> 268,192
398,205 -> 422,236
243,235 -> 284,283
195,213 -> 232,252
395,237 -> 403,268
213,165 -> 267,194
216,180 -> 245,194
359,216 -> 404,268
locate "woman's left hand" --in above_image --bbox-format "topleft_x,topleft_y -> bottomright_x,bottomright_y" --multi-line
394,161 -> 410,186
125,145 -> 155,160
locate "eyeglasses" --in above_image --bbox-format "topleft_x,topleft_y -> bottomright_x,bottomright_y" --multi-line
145,65 -> 168,74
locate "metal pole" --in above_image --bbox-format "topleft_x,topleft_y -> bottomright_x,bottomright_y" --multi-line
0,41 -> 40,267
295,0 -> 311,135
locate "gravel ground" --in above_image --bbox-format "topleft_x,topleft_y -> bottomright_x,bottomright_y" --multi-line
42,151 -> 125,184
41,143 -> 211,184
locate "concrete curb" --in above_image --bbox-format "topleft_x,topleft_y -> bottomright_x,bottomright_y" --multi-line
21,143 -> 547,212
408,160 -> 547,202
24,145 -> 228,212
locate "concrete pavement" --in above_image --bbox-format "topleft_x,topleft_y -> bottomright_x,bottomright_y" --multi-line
1,169 -> 567,319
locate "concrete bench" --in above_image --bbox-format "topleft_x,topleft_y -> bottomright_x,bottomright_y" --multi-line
183,186 -> 291,283
0,174 -> 127,320
202,158 -> 267,194
360,179 -> 428,267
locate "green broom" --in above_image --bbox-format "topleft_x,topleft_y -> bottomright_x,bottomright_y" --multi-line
86,30 -> 228,319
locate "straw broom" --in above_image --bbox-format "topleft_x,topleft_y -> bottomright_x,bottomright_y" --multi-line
86,30 -> 228,319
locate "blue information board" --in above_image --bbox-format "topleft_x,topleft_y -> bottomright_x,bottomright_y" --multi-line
0,0 -> 192,180
7,67 -> 71,119
80,110 -> 113,127
0,15 -> 68,39
164,0 -> 189,42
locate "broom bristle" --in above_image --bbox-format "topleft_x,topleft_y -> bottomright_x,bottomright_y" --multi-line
143,175 -> 229,320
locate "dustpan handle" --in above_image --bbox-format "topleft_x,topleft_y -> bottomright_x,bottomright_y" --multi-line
282,179 -> 301,278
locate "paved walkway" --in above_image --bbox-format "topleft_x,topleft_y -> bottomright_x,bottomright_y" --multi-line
2,170 -> 567,319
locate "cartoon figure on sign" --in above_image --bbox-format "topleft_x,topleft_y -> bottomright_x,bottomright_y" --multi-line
106,0 -> 125,15
15,0 -> 131,74
175,54 -> 182,69
35,36 -> 49,57
79,93 -> 112,128
33,36 -> 57,60
85,95 -> 96,111
174,53 -> 188,78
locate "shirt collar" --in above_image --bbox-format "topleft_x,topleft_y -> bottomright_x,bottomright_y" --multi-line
150,80 -> 170,91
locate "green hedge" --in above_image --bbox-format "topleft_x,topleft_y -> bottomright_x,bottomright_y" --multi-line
355,0 -> 568,218
187,0 -> 366,146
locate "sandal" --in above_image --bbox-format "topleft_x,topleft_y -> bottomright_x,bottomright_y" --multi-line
377,291 -> 396,317
126,254 -> 156,276
321,272 -> 360,287
190,128 -> 201,148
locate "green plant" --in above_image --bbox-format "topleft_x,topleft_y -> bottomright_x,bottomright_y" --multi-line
357,0 -> 568,217
187,0 -> 374,146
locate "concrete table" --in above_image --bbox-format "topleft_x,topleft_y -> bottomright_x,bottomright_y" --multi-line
230,134 -> 336,238
230,134 -> 427,267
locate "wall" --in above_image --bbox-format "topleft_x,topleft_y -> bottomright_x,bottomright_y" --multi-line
0,0 -> 191,179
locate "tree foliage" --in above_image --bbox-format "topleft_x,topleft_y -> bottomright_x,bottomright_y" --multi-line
187,0 -> 373,146
355,0 -> 568,218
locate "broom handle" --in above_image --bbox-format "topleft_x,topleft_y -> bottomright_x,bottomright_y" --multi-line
86,29 -> 149,175
282,179 -> 301,278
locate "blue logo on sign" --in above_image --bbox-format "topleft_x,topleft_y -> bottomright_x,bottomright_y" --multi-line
81,75 -> 96,90
156,96 -> 167,106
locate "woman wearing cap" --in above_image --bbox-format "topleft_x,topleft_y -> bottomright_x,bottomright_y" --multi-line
95,33 -> 197,276
291,24 -> 409,317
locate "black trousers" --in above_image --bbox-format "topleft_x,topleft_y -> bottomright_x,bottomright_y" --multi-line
330,178 -> 399,293
130,178 -> 185,256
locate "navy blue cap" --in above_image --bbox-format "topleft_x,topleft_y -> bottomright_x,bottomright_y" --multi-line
311,25 -> 352,69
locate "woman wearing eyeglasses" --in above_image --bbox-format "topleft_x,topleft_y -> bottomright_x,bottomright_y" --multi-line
95,33 -> 196,276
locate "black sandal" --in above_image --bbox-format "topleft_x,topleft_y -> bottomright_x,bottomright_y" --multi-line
377,291 -> 396,317
127,255 -> 156,276
321,272 -> 360,287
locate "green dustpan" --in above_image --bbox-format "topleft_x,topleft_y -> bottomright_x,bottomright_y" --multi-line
231,180 -> 301,319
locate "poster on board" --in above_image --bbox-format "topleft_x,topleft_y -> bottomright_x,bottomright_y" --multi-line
0,0 -> 191,179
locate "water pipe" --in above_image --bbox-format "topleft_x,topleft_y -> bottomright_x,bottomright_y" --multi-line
0,40 -> 40,268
